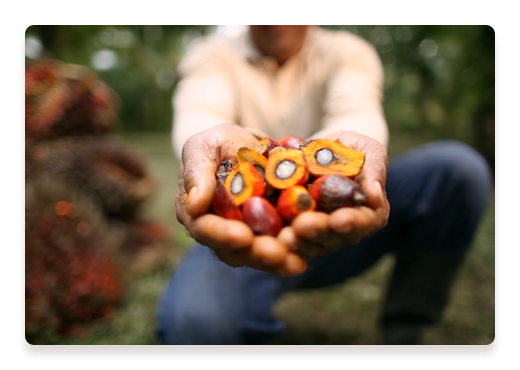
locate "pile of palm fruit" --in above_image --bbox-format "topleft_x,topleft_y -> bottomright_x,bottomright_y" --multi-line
212,135 -> 367,237
25,59 -> 171,340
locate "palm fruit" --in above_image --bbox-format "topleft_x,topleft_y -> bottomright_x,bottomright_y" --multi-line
210,136 -> 367,236
242,196 -> 283,237
278,135 -> 306,149
38,136 -> 156,219
308,174 -> 367,213
212,178 -> 243,221
265,148 -> 309,189
255,137 -> 281,157
25,59 -> 118,141
301,139 -> 365,178
25,176 -> 125,340
276,185 -> 317,223
224,162 -> 266,206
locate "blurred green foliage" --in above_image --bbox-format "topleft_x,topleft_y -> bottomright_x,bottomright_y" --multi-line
25,25 -> 495,169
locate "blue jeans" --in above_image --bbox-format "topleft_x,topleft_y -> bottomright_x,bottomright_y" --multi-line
156,141 -> 492,344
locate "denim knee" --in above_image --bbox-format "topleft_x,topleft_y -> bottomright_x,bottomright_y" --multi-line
385,140 -> 493,253
156,295 -> 241,344
390,140 -> 492,217
155,246 -> 244,344
422,140 -> 492,212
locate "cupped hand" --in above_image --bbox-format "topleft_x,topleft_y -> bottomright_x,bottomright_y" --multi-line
176,123 -> 307,275
278,131 -> 390,257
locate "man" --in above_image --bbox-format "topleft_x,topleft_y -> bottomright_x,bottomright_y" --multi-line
156,26 -> 492,344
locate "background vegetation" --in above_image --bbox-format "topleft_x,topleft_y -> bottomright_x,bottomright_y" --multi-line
25,25 -> 495,345
26,25 -> 495,171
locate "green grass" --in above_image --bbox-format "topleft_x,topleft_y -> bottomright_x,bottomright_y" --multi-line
48,132 -> 494,345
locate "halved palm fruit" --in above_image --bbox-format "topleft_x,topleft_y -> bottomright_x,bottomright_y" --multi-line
255,137 -> 281,158
265,148 -> 309,190
224,162 -> 266,206
237,147 -> 268,178
301,139 -> 365,178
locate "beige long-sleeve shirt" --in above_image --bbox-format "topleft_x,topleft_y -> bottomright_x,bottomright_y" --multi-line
172,26 -> 388,159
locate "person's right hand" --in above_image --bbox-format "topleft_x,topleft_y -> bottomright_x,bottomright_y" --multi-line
176,123 -> 307,276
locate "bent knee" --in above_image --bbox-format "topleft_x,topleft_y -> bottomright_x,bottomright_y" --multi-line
157,303 -> 241,344
422,140 -> 492,197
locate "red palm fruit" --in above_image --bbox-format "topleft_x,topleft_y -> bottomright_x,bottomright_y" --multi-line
40,136 -> 155,219
308,174 -> 367,213
25,194 -> 125,338
212,179 -> 243,221
242,196 -> 283,237
25,59 -> 118,141
255,137 -> 281,157
278,135 -> 306,150
277,185 -> 317,223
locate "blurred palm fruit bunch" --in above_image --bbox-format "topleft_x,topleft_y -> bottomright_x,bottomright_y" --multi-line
25,177 -> 125,339
25,58 -> 171,340
25,59 -> 118,140
38,136 -> 156,219
212,136 -> 367,237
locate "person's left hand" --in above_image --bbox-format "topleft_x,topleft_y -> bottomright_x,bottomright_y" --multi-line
277,131 -> 390,257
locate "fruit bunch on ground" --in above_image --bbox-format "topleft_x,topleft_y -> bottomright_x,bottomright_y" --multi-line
212,136 -> 367,237
25,58 -> 172,340
25,59 -> 118,141
25,176 -> 125,339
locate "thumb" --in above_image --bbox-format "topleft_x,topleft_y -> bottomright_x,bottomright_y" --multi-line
180,123 -> 260,217
181,133 -> 221,218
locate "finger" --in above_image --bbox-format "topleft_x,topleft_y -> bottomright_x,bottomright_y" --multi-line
251,236 -> 288,266
294,239 -> 328,257
175,191 -> 189,226
362,180 -> 387,209
213,249 -> 247,268
328,206 -> 385,237
181,131 -> 221,218
356,145 -> 388,210
278,225 -> 327,257
175,163 -> 189,225
291,211 -> 329,240
280,253 -> 308,276
189,214 -> 254,250
277,226 -> 298,252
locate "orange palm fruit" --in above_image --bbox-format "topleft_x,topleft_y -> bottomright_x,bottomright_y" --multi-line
237,147 -> 268,178
265,149 -> 309,190
236,148 -> 281,204
276,185 -> 317,223
301,139 -> 365,178
224,162 -> 266,206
